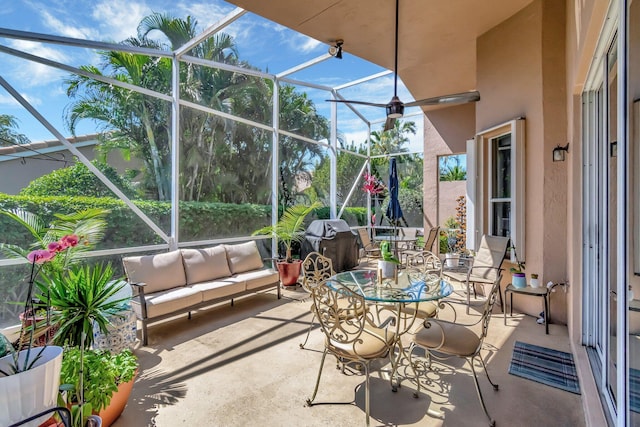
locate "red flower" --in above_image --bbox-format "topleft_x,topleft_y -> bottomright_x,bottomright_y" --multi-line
27,249 -> 56,264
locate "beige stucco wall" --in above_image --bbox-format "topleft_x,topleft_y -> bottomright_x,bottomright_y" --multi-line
438,180 -> 466,228
423,103 -> 475,230
476,0 -> 568,323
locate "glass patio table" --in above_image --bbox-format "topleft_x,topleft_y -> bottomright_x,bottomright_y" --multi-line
330,269 -> 453,394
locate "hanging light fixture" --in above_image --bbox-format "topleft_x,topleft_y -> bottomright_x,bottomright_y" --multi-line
328,40 -> 343,59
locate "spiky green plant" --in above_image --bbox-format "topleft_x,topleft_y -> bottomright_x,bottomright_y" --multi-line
252,201 -> 321,261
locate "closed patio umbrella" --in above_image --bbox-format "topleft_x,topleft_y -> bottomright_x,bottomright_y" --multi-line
385,157 -> 406,227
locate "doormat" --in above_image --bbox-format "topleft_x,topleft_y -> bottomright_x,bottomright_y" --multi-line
631,368 -> 640,413
508,341 -> 580,394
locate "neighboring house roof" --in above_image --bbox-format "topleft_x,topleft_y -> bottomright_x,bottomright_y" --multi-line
0,134 -> 99,162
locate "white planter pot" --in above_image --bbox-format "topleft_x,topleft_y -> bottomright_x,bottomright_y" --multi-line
0,345 -> 63,427
530,278 -> 541,288
445,253 -> 460,268
377,260 -> 397,279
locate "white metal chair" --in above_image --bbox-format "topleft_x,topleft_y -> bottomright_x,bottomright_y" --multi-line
299,251 -> 335,349
409,275 -> 502,426
305,279 -> 396,426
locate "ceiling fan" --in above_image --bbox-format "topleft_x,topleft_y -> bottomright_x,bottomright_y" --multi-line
327,0 -> 480,131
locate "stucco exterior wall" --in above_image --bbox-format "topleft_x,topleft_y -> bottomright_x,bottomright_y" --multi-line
423,103 -> 475,229
476,0 -> 569,323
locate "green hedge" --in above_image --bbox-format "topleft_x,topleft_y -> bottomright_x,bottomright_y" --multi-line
0,194 -> 367,249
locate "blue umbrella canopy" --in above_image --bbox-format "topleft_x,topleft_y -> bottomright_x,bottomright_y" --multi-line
385,157 -> 404,224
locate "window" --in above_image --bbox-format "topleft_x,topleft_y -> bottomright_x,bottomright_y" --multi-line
467,119 -> 525,261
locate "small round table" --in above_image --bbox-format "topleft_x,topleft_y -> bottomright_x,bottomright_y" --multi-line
503,284 -> 554,334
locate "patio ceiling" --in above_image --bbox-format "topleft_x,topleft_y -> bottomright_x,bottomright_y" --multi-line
229,0 -> 533,110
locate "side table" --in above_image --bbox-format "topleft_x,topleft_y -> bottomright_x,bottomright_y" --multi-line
504,283 -> 555,334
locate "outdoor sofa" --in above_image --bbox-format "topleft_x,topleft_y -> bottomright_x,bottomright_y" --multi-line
122,241 -> 280,345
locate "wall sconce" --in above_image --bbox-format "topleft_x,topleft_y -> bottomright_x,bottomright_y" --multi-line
552,143 -> 569,162
328,39 -> 343,59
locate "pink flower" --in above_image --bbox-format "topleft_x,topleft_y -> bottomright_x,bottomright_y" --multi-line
362,173 -> 385,195
48,241 -> 65,253
60,234 -> 79,248
27,249 -> 56,264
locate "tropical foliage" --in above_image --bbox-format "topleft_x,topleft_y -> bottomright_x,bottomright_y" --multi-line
20,159 -> 140,199
0,114 -> 30,147
64,13 -> 330,205
252,201 -> 321,261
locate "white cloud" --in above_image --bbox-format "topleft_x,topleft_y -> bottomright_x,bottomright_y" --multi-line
7,40 -> 68,87
92,0 -> 150,42
0,92 -> 42,107
40,9 -> 96,40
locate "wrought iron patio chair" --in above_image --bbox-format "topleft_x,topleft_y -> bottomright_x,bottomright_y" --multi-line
305,278 -> 397,427
299,251 -> 335,349
442,234 -> 509,314
401,256 -> 458,324
409,274 -> 502,426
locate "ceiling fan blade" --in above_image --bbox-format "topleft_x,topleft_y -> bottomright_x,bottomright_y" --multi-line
325,99 -> 388,108
404,91 -> 481,108
384,117 -> 396,132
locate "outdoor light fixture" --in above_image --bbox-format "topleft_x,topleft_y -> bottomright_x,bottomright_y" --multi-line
552,143 -> 569,162
328,40 -> 343,59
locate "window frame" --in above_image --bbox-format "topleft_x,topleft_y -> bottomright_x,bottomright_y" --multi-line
467,118 -> 525,261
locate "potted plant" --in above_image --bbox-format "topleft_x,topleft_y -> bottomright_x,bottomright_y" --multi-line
59,347 -> 137,427
252,201 -> 321,286
43,262 -> 136,427
378,241 -> 400,279
0,209 -> 106,426
444,227 -> 462,268
530,273 -> 540,288
509,243 -> 527,288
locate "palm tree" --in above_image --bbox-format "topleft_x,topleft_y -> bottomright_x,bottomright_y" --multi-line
0,114 -> 30,147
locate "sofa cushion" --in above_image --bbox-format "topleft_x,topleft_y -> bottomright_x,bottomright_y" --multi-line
224,241 -> 264,274
131,287 -> 202,319
181,246 -> 232,284
123,251 -> 187,293
189,278 -> 246,302
234,269 -> 280,290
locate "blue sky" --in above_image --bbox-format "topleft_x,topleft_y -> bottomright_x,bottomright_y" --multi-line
0,0 -> 423,150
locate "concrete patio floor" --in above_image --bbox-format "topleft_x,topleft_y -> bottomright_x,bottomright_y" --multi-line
113,270 -> 586,427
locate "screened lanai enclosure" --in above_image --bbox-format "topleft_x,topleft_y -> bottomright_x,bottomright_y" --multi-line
0,6 -> 427,329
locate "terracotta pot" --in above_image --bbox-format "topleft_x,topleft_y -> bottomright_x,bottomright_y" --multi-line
277,260 -> 302,286
97,371 -> 137,427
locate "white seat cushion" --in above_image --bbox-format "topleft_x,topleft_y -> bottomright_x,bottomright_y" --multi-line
234,269 -> 280,290
132,287 -> 202,319
181,246 -> 232,284
189,278 -> 246,302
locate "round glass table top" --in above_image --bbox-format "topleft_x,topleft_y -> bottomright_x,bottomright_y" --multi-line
331,269 -> 453,304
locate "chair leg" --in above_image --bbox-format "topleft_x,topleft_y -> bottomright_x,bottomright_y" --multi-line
364,362 -> 371,427
467,357 -> 496,427
479,356 -> 499,390
306,349 -> 329,407
299,312 -> 317,349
